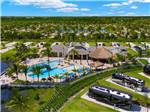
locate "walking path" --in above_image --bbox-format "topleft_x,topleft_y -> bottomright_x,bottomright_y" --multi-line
106,78 -> 150,98
136,57 -> 150,64
139,72 -> 150,79
1,83 -> 54,89
81,92 -> 150,112
0,42 -> 16,54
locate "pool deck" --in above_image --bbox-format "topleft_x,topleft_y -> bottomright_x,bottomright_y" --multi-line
18,58 -> 91,82
1,56 -> 112,84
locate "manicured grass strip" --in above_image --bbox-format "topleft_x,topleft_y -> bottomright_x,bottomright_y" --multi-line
128,48 -> 139,56
98,80 -> 150,106
1,49 -> 16,61
139,59 -> 149,65
61,88 -> 117,112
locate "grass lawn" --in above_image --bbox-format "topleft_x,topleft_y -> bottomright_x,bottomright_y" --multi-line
1,49 -> 16,61
88,42 -> 96,46
61,88 -> 118,112
127,48 -> 139,56
6,88 -> 54,112
138,59 -> 149,65
118,42 -> 127,46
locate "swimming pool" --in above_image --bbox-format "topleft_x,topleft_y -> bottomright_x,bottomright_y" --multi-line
27,60 -> 82,78
28,68 -> 67,78
28,60 -> 59,72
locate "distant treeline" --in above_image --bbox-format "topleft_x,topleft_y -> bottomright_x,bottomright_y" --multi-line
1,16 -> 150,42
2,16 -> 150,24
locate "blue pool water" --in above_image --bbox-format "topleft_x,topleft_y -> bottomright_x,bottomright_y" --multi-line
29,68 -> 67,78
28,60 -> 77,78
28,60 -> 59,72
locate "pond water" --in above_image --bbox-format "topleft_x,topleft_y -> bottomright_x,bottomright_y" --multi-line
1,61 -> 9,73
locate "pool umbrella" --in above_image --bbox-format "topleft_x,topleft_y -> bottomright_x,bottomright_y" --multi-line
47,77 -> 53,82
89,47 -> 112,59
42,78 -> 46,82
11,76 -> 16,80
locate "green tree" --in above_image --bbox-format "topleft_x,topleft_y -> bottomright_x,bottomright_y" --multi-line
70,48 -> 79,62
6,68 -> 13,77
7,92 -> 30,112
115,53 -> 125,62
11,63 -> 21,79
20,65 -> 28,81
32,66 -> 42,82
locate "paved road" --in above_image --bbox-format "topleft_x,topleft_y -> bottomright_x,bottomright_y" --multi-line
0,42 -> 16,54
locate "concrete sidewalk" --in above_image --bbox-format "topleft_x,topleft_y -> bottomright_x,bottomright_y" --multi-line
139,72 -> 150,79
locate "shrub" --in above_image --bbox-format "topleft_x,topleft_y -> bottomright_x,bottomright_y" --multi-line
34,93 -> 40,101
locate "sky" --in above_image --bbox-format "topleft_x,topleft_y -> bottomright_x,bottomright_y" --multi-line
1,0 -> 150,16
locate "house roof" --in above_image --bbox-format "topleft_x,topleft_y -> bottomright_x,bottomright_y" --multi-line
51,44 -> 68,53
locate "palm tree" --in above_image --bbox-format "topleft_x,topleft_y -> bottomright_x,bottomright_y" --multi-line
64,72 -> 69,81
1,42 -> 5,49
15,43 -> 28,58
42,46 -> 52,69
20,65 -> 28,81
70,48 -> 79,62
44,47 -> 52,63
82,67 -> 86,75
32,66 -> 42,82
7,94 -> 30,112
47,76 -> 54,83
6,68 -> 13,77
11,63 -> 21,79
45,64 -> 51,77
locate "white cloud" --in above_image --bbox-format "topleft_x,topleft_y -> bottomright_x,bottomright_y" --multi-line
57,7 -> 79,12
57,7 -> 90,13
13,0 -> 77,8
103,0 -> 150,8
9,0 -> 90,13
80,8 -> 90,11
130,5 -> 138,9
126,12 -> 135,16
103,3 -> 121,7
